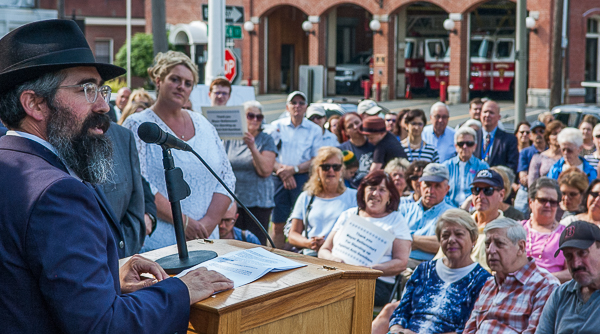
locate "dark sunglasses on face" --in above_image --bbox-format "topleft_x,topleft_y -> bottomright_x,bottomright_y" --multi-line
590,192 -> 600,199
385,119 -> 396,123
320,164 -> 342,172
562,191 -> 581,198
533,129 -> 545,135
246,112 -> 264,121
409,175 -> 421,181
457,141 -> 476,147
595,135 -> 600,139
519,130 -> 531,135
471,186 -> 498,196
536,197 -> 559,207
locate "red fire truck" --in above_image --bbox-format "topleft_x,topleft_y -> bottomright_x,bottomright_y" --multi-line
469,35 -> 516,93
405,38 -> 448,92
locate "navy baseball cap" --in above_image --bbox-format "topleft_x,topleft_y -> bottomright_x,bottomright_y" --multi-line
471,169 -> 504,188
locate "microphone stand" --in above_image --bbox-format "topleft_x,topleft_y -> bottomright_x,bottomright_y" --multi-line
155,148 -> 217,274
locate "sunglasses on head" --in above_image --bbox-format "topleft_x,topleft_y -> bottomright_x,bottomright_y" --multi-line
457,141 -> 476,147
320,164 -> 342,172
246,112 -> 264,121
471,186 -> 498,196
535,197 -> 559,207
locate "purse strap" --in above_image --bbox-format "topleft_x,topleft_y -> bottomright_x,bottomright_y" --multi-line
303,194 -> 316,239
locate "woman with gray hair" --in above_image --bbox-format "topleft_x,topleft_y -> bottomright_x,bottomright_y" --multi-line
384,158 -> 410,197
547,128 -> 597,183
384,209 -> 491,334
522,177 -> 570,282
443,126 -> 489,207
223,100 -> 277,244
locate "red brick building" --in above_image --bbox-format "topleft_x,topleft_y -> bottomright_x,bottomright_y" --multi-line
145,0 -> 599,107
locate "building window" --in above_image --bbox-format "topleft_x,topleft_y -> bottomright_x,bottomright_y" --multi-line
95,39 -> 113,64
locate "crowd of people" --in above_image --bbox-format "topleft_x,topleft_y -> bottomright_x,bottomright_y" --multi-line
2,19 -> 600,334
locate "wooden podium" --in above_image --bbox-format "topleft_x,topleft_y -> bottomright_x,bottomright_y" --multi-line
135,239 -> 381,334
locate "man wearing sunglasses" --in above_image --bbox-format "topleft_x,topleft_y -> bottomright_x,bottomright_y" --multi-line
467,169 -> 507,272
0,20 -> 233,333
443,126 -> 489,207
306,105 -> 339,147
514,121 -> 547,216
265,91 -> 323,248
399,163 -> 454,269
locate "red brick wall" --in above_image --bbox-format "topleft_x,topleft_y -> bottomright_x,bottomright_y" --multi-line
39,0 -> 145,18
567,0 -> 599,103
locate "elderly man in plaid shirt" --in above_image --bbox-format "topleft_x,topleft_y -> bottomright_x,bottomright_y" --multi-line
463,218 -> 559,334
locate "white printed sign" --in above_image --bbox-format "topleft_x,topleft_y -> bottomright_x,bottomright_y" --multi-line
331,215 -> 395,267
201,105 -> 247,140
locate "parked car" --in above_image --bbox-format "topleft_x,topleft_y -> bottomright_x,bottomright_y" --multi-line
551,104 -> 600,127
335,52 -> 373,94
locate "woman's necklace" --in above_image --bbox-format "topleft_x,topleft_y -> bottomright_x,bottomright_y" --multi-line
179,111 -> 188,139
527,221 -> 556,259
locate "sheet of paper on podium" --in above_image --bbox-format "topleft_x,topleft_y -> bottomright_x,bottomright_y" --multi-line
175,247 -> 306,289
331,214 -> 395,267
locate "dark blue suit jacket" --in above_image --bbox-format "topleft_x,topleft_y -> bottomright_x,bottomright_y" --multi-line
0,135 -> 190,334
474,127 -> 519,174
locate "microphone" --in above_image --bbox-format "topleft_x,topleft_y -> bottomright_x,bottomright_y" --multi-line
138,122 -> 192,152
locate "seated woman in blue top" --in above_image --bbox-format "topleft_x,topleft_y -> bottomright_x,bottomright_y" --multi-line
287,146 -> 357,256
547,128 -> 597,184
376,209 -> 490,334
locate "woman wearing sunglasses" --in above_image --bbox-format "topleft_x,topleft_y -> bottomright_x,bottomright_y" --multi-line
224,100 -> 277,245
547,128 -> 597,184
319,170 -> 412,306
557,167 -> 588,220
123,51 -> 236,251
522,178 -> 571,282
444,126 -> 489,207
584,123 -> 600,170
514,121 -> 532,153
560,179 -> 600,228
287,147 -> 357,256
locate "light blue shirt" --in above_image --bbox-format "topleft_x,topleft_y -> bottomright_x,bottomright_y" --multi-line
322,129 -> 340,147
422,125 -> 456,162
264,117 -> 323,167
443,156 -> 489,207
399,199 -> 456,261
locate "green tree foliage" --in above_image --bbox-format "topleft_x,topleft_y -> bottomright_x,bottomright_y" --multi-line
115,33 -> 155,80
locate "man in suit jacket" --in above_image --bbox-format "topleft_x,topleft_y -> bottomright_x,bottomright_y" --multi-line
99,123 -> 147,257
473,100 -> 518,173
0,19 -> 232,333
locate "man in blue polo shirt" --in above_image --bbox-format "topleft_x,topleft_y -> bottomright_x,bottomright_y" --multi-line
399,163 -> 455,269
265,91 -> 323,248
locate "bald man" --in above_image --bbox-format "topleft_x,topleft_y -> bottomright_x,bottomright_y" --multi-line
472,100 -> 518,174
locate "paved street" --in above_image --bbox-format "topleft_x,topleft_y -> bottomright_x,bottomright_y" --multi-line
257,94 -> 551,129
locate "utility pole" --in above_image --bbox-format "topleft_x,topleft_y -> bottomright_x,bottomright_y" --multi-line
549,0 -> 564,109
151,0 -> 168,56
126,0 -> 131,87
206,0 -> 225,83
57,0 -> 65,19
514,0 -> 527,126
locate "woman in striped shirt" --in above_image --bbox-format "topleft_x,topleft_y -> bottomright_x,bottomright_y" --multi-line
401,109 -> 440,163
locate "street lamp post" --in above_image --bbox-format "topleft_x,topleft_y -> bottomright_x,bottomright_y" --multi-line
514,0 -> 527,126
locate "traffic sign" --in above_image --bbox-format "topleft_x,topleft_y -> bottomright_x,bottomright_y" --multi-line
226,25 -> 242,39
202,5 -> 245,24
224,49 -> 237,83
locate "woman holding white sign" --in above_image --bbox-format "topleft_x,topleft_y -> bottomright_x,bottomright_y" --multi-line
287,147 -> 357,256
123,51 -> 235,252
318,170 -> 412,306
374,209 -> 491,334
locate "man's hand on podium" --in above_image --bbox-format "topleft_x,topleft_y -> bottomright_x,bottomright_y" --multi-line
179,267 -> 234,304
119,255 -> 170,294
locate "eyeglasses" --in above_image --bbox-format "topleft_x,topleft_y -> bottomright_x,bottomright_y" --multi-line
288,101 -> 307,106
409,175 -> 421,181
320,164 -> 342,172
457,141 -> 476,147
211,91 -> 230,97
595,135 -> 600,139
471,186 -> 498,196
519,130 -> 531,135
220,218 -> 236,225
590,192 -> 600,199
562,191 -> 581,198
59,83 -> 111,104
561,147 -> 574,154
385,119 -> 396,123
535,197 -> 559,207
409,122 -> 424,127
247,112 -> 264,121
433,115 -> 449,120
533,129 -> 545,135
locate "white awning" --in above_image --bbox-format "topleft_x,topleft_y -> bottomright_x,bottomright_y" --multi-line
169,21 -> 207,45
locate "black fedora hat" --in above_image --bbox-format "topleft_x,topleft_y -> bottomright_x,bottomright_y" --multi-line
0,19 -> 125,94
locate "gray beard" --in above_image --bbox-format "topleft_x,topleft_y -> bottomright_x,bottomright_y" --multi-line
46,101 -> 114,184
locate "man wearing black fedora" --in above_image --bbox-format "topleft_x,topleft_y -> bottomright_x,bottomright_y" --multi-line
0,20 -> 232,333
